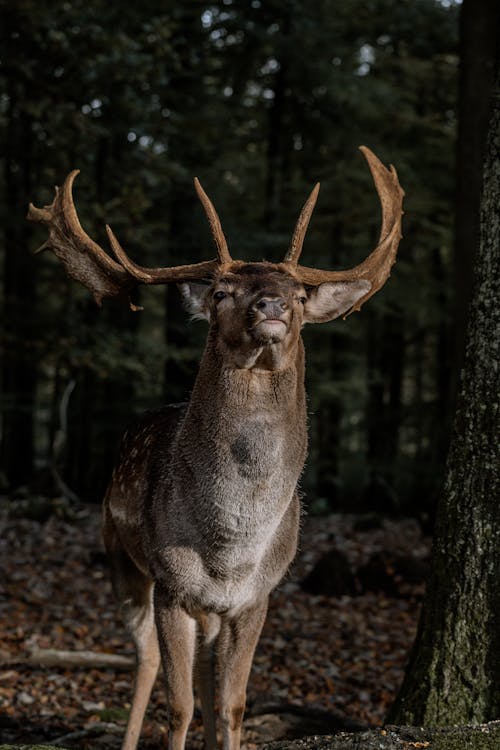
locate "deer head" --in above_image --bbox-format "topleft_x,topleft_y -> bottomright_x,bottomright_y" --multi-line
27,147 -> 404,361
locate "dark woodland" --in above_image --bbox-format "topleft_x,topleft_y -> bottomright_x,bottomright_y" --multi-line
1,0 -> 468,508
0,0 -> 499,747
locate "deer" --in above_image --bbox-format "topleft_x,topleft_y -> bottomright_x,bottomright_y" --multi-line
27,146 -> 403,750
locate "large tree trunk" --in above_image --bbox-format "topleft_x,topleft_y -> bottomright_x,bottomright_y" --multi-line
452,0 -> 499,399
388,54 -> 500,726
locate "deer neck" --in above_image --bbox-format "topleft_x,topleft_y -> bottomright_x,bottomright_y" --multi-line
183,333 -> 306,431
171,334 -> 308,530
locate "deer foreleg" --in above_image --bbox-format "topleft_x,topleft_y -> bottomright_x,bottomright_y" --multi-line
195,613 -> 221,750
155,589 -> 197,750
105,539 -> 160,750
121,600 -> 160,750
218,599 -> 268,750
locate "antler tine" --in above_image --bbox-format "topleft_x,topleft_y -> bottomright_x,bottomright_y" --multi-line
293,146 -> 404,316
194,177 -> 232,265
284,182 -> 320,264
27,170 -> 135,307
105,224 -> 219,284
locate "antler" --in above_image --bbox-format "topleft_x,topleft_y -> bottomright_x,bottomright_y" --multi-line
27,170 -> 139,308
106,177 -> 232,283
283,146 -> 404,315
284,182 -> 320,264
104,224 -> 219,285
29,149 -> 402,316
27,172 -> 220,304
194,178 -> 232,264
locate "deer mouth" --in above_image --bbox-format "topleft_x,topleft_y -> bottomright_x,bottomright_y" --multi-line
253,318 -> 287,343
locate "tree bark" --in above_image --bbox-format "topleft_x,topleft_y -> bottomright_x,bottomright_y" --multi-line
388,53 -> 500,725
452,0 -> 500,398
261,723 -> 500,750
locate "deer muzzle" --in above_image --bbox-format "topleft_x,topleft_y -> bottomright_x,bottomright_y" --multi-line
253,296 -> 288,320
251,296 -> 289,342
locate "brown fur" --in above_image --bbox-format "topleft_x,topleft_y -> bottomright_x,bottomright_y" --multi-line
102,265 -> 373,750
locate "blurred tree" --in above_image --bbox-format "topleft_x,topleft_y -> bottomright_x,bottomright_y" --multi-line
1,1 -> 40,487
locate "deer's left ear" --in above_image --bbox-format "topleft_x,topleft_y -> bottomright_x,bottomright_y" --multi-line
178,282 -> 211,321
303,279 -> 372,323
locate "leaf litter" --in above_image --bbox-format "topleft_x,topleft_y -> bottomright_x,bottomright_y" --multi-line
0,505 -> 429,747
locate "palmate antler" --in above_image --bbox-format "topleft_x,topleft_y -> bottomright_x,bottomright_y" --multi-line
27,171 -> 140,308
27,172 -> 221,308
28,147 -> 404,314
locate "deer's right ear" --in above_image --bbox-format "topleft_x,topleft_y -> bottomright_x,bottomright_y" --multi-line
178,283 -> 211,321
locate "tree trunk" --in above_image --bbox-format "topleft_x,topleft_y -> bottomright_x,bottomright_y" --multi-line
388,54 -> 500,726
452,0 -> 499,399
0,85 -> 37,489
264,12 -> 291,233
365,311 -> 405,510
316,396 -> 342,506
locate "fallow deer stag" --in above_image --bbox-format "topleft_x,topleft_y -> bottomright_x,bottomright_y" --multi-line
28,146 -> 403,750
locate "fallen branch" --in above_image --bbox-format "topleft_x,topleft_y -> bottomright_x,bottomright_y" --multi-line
3,647 -> 135,670
52,721 -> 123,746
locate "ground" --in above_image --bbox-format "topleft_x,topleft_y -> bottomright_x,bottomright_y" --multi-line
0,504 -> 428,747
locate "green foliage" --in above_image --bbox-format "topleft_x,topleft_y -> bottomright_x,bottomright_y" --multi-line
0,0 -> 460,508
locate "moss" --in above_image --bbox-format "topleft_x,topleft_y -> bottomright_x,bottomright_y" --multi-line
260,721 -> 500,749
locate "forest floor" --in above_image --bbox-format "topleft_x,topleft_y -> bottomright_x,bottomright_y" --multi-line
0,503 -> 430,748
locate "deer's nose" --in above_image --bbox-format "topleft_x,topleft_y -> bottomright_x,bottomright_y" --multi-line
254,296 -> 288,317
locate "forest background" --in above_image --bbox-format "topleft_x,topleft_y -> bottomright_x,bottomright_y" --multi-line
0,0 -> 493,522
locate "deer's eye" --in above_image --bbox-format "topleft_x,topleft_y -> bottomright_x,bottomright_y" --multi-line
213,290 -> 227,301
299,296 -> 307,305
